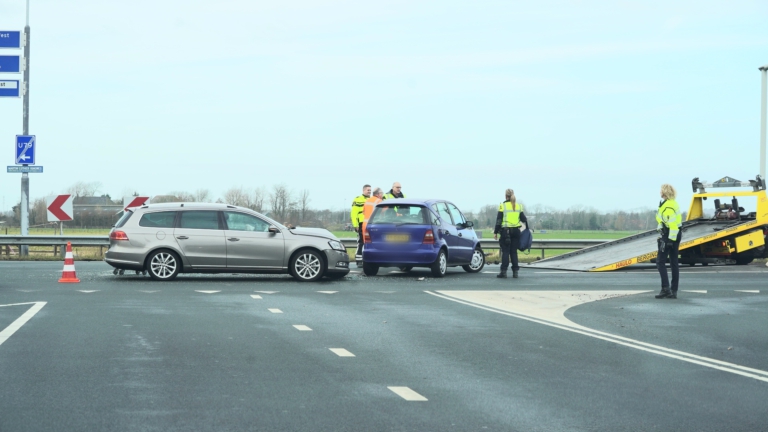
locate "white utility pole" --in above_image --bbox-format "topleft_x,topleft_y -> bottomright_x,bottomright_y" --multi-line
19,0 -> 31,255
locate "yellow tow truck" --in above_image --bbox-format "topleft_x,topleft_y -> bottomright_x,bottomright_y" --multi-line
526,175 -> 768,271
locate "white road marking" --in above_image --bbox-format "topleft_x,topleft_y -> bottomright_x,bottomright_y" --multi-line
388,386 -> 428,401
0,302 -> 46,347
195,290 -> 220,294
427,290 -> 768,384
735,290 -> 760,293
250,295 -> 262,299
268,308 -> 283,314
682,290 -> 707,294
483,271 -> 497,274
293,325 -> 312,331
317,291 -> 338,294
254,291 -> 278,294
16,290 -> 36,292
330,348 -> 355,357
139,290 -> 159,293
77,290 -> 99,293
376,291 -> 396,294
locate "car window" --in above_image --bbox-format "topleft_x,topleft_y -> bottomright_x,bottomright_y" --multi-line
370,204 -> 429,224
224,212 -> 270,232
446,203 -> 466,225
179,211 -> 220,230
138,211 -> 177,228
436,202 -> 453,225
115,210 -> 134,228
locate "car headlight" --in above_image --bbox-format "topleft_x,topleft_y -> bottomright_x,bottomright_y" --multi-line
328,240 -> 345,251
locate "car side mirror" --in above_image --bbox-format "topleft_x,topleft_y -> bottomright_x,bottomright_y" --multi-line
268,226 -> 280,234
464,221 -> 474,228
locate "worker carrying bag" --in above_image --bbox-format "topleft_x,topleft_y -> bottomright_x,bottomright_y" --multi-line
518,225 -> 533,253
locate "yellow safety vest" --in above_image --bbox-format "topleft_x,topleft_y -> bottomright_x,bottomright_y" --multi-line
499,201 -> 523,228
350,195 -> 367,227
656,199 -> 681,241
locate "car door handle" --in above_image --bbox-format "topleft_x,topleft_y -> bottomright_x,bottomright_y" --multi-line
458,233 -> 463,237
176,236 -> 189,240
443,230 -> 450,235
228,238 -> 240,242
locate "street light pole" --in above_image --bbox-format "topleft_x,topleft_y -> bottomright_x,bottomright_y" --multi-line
760,65 -> 767,182
19,0 -> 31,256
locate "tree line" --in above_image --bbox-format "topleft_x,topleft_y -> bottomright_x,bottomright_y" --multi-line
3,182 -> 671,232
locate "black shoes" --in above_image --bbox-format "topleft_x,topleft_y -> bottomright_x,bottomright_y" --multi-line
655,288 -> 673,299
669,291 -> 677,299
496,271 -> 507,278
513,271 -> 519,278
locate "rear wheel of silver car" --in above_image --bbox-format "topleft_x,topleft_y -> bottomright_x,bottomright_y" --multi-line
430,249 -> 448,278
290,249 -> 325,282
462,248 -> 485,273
147,250 -> 181,281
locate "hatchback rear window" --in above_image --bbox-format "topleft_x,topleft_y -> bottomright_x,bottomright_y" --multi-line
139,211 -> 177,228
369,204 -> 430,225
114,210 -> 134,228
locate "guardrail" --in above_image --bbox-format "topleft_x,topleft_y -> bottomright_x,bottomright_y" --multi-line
0,235 -> 608,259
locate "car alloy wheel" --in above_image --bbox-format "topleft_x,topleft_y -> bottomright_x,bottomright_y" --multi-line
148,250 -> 180,281
291,250 -> 324,282
463,248 -> 485,273
431,250 -> 447,278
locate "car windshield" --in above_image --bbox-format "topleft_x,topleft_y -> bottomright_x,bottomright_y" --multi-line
369,204 -> 430,225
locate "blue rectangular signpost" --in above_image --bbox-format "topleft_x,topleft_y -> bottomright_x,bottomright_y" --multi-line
0,80 -> 19,97
0,55 -> 21,73
15,135 -> 35,165
0,31 -> 22,49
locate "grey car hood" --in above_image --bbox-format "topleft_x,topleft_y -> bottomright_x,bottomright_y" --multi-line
289,227 -> 337,240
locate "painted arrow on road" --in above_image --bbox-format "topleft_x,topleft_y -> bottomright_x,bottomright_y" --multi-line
46,194 -> 74,221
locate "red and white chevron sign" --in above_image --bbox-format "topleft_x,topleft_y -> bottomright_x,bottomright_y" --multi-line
123,196 -> 150,211
46,194 -> 74,221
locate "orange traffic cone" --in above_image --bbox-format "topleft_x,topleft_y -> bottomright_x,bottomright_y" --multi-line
58,242 -> 80,283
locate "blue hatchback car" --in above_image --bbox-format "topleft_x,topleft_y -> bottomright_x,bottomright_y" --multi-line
361,198 -> 485,277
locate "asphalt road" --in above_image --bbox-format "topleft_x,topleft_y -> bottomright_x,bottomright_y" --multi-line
1,261 -> 767,431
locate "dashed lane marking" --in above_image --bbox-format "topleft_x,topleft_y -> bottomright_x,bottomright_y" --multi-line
195,290 -> 220,294
317,291 -> 338,294
388,386 -> 428,401
427,290 -> 768,384
268,308 -> 283,314
682,290 -> 707,294
735,290 -> 760,293
16,290 -> 37,292
255,291 -> 278,294
250,295 -> 262,299
293,325 -> 312,331
77,290 -> 99,293
330,348 -> 355,357
139,290 -> 159,293
0,302 -> 46,347
375,291 -> 396,294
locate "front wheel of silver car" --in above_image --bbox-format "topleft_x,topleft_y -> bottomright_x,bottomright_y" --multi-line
147,250 -> 181,281
462,248 -> 485,273
290,249 -> 325,282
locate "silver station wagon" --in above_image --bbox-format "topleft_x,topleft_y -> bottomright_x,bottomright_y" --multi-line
105,203 -> 350,281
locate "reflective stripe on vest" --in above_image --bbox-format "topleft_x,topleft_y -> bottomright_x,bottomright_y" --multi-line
500,201 -> 523,228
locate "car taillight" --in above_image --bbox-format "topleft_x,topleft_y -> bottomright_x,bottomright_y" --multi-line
364,228 -> 371,243
110,230 -> 129,241
423,229 -> 435,244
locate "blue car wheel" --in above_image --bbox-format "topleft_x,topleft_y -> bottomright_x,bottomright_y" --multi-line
430,249 -> 447,277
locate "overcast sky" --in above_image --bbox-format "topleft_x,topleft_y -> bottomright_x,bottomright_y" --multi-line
0,0 -> 766,216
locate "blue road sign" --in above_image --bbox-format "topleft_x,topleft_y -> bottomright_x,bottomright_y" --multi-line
15,135 -> 35,165
0,80 -> 19,97
0,55 -> 21,73
0,31 -> 21,49
7,166 -> 42,173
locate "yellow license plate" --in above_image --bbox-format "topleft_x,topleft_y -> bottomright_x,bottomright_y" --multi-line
385,234 -> 410,243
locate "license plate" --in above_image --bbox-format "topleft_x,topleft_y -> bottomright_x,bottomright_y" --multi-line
385,234 -> 410,243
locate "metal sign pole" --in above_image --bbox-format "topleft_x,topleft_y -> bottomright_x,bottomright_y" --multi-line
19,5 -> 31,256
760,65 -> 767,181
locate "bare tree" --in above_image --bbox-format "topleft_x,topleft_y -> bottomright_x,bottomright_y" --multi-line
247,187 -> 266,213
223,186 -> 248,206
169,190 -> 195,202
194,188 -> 211,203
66,181 -> 102,197
269,183 -> 294,222
298,189 -> 311,222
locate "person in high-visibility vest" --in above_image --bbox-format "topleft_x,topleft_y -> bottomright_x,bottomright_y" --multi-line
655,183 -> 682,299
383,182 -> 405,200
493,188 -> 528,279
362,187 -> 384,238
350,184 -> 371,262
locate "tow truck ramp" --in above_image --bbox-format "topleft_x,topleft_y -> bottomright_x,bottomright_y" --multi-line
525,219 -> 761,272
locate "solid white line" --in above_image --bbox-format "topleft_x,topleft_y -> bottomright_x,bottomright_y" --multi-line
0,302 -> 46,347
330,348 -> 355,357
425,291 -> 768,383
139,290 -> 159,293
268,308 -> 283,314
254,291 -> 278,294
77,290 -> 99,293
317,291 -> 338,294
293,325 -> 312,331
388,386 -> 428,401
735,290 -> 760,293
250,295 -> 262,299
682,290 -> 707,294
195,290 -> 220,294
